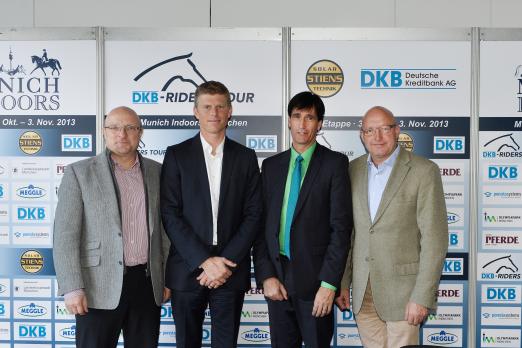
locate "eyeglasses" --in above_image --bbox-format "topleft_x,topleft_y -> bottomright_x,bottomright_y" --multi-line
104,125 -> 142,134
360,124 -> 396,137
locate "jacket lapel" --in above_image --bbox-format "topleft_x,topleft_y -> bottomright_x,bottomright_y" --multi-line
141,158 -> 155,237
372,148 -> 411,225
93,153 -> 120,227
192,135 -> 213,233
218,137 -> 235,214
292,144 -> 324,224
355,155 -> 372,226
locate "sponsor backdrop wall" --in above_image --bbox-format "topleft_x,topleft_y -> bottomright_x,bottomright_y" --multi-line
0,31 -> 97,347
477,34 -> 522,348
0,27 -> 520,347
291,31 -> 471,347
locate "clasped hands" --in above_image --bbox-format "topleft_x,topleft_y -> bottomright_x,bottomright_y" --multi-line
197,256 -> 236,289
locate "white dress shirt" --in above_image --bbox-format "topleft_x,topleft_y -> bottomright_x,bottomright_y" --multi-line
200,134 -> 224,245
367,145 -> 401,222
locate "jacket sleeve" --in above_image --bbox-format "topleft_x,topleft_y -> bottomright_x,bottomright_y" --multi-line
160,146 -> 211,272
409,162 -> 448,309
318,155 -> 353,288
221,151 -> 263,264
53,164 -> 85,295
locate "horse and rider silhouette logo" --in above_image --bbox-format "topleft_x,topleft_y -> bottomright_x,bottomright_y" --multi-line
482,255 -> 519,275
484,133 -> 520,152
0,48 -> 62,77
133,52 -> 207,90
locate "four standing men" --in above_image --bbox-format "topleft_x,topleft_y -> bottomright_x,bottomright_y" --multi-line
54,106 -> 169,348
54,83 -> 448,347
336,106 -> 448,347
254,92 -> 352,347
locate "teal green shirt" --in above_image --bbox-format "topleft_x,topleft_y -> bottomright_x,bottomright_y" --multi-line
279,142 -> 336,291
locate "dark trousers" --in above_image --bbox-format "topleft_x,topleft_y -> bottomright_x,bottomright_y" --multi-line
267,256 -> 334,348
75,264 -> 161,348
171,286 -> 245,348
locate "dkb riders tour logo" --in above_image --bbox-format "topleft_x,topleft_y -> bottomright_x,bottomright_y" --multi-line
131,52 -> 254,105
0,48 -> 62,111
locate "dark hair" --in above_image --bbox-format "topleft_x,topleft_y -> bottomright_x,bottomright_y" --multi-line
195,81 -> 232,107
287,91 -> 325,122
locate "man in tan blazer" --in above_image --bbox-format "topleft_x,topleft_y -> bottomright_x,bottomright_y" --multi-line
335,106 -> 448,347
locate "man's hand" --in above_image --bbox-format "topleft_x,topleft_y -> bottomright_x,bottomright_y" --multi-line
197,272 -> 224,289
262,277 -> 288,301
65,292 -> 89,316
335,288 -> 350,311
163,287 -> 171,303
199,256 -> 236,284
312,286 -> 335,317
404,301 -> 429,325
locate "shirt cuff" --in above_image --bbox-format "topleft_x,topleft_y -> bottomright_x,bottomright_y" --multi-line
64,288 -> 85,301
320,281 -> 337,291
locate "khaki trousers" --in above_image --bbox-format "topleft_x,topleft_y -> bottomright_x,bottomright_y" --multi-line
355,281 -> 419,348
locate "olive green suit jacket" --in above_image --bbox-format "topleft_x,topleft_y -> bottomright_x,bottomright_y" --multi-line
341,147 -> 448,321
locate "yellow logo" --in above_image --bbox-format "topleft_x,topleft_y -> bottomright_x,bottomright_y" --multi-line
19,131 -> 43,155
398,133 -> 414,152
20,250 -> 44,274
306,60 -> 344,98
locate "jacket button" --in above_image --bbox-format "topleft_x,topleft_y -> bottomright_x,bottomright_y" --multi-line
275,257 -> 280,261
365,256 -> 370,262
369,229 -> 374,234
118,233 -> 122,237
118,261 -> 123,265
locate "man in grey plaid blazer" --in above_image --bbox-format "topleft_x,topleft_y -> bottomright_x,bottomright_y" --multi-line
53,106 -> 169,348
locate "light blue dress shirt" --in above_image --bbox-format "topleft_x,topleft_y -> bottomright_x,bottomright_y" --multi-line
367,145 -> 401,222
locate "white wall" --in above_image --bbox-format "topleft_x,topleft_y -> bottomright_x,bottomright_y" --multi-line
1,0 -> 522,28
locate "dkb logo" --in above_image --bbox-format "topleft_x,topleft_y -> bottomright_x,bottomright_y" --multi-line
361,70 -> 402,88
488,165 -> 518,180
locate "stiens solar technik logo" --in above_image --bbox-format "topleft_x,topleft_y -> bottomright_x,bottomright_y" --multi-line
132,52 -> 253,105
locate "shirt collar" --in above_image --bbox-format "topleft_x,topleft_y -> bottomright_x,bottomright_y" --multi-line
112,152 -> 140,170
291,141 -> 317,163
200,133 -> 225,156
367,145 -> 400,169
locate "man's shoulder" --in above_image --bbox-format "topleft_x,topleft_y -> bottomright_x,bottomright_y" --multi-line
407,151 -> 439,170
68,153 -> 102,171
317,145 -> 348,163
225,137 -> 256,157
166,136 -> 196,153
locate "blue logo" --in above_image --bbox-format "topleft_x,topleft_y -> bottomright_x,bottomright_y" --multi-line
449,232 -> 460,247
16,185 -> 46,199
427,330 -> 458,345
61,135 -> 92,152
241,328 -> 270,342
246,135 -> 277,152
443,258 -> 463,275
434,136 -> 465,154
0,184 -> 4,198
447,212 -> 460,224
488,165 -> 518,180
19,325 -> 47,338
17,207 -> 46,220
486,287 -> 517,302
18,303 -> 47,317
59,325 -> 76,339
160,305 -> 173,319
361,70 -> 402,88
0,303 -> 5,315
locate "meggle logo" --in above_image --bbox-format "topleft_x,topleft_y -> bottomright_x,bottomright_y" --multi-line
18,303 -> 46,317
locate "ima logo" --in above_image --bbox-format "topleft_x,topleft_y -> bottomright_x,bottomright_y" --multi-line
240,328 -> 270,342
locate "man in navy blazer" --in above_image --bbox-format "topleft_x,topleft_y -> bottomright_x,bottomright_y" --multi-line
254,92 -> 352,347
160,81 -> 262,348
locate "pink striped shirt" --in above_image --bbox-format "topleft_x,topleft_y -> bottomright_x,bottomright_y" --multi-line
113,156 -> 149,266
